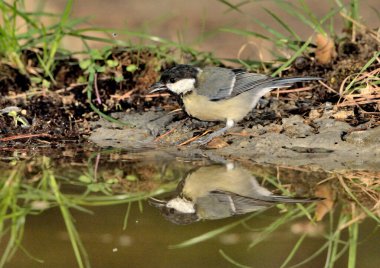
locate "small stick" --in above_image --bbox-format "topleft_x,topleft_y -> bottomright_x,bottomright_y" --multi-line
145,93 -> 170,98
179,130 -> 212,146
0,133 -> 52,142
94,73 -> 102,104
337,99 -> 380,107
155,119 -> 188,142
318,80 -> 338,94
111,89 -> 137,101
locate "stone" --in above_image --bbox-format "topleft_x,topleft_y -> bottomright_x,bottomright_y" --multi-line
282,115 -> 314,138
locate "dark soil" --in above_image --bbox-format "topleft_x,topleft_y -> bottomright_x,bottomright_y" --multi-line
0,30 -> 379,147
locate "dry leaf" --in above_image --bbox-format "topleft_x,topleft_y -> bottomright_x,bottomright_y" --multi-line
206,137 -> 229,149
315,33 -> 336,65
315,183 -> 335,221
61,93 -> 75,105
309,109 -> 322,120
333,110 -> 354,120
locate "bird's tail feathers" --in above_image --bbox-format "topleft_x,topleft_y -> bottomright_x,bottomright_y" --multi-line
267,195 -> 324,203
255,76 -> 322,92
249,76 -> 322,109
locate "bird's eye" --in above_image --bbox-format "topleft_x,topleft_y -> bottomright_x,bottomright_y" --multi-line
169,78 -> 176,83
169,208 -> 175,214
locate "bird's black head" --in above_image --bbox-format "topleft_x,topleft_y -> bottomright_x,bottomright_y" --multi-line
148,197 -> 199,225
150,65 -> 200,95
160,65 -> 199,84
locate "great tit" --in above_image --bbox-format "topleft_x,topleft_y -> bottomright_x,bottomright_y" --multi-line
150,65 -> 321,144
149,164 -> 321,225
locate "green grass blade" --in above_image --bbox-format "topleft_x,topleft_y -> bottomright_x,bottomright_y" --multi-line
276,1 -> 316,30
220,27 -> 271,41
47,160 -> 89,268
263,8 -> 301,41
344,51 -> 380,93
288,242 -> 330,268
348,221 -> 358,268
123,202 -> 133,230
169,213 -> 259,249
271,37 -> 312,77
217,0 -> 243,13
280,233 -> 307,268
248,208 -> 300,249
339,176 -> 380,223
86,69 -> 131,126
219,249 -> 252,268
297,0 -> 326,34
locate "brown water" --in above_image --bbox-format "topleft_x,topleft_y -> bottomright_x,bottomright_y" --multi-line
0,148 -> 379,268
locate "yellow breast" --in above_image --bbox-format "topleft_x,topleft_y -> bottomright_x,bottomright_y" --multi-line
182,91 -> 253,122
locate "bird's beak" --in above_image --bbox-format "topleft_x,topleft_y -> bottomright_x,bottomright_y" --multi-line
148,197 -> 167,209
149,82 -> 167,93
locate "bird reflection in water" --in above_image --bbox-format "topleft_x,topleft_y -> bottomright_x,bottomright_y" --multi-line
149,163 -> 321,225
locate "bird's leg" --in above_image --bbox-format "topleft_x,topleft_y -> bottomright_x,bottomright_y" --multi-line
147,110 -> 183,137
193,119 -> 234,145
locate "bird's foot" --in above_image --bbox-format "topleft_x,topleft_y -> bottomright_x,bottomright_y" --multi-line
192,134 -> 215,145
191,127 -> 228,145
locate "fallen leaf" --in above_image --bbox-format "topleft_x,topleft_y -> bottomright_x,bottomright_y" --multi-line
309,109 -> 322,120
333,110 -> 354,120
315,183 -> 335,221
206,137 -> 229,149
315,33 -> 336,65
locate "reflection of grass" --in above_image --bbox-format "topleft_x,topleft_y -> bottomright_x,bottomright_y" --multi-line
1,156 -> 378,267
0,154 -> 179,267
42,157 -> 89,268
0,163 -> 28,267
170,170 -> 380,268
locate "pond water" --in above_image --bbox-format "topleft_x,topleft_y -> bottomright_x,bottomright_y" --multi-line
0,147 -> 379,268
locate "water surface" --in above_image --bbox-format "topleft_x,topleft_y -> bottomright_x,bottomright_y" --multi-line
1,148 -> 379,268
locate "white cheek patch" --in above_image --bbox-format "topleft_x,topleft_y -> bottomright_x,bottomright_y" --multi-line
166,78 -> 195,94
167,197 -> 195,214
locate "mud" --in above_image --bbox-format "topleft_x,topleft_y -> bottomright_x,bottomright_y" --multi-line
89,108 -> 380,171
1,30 -> 379,171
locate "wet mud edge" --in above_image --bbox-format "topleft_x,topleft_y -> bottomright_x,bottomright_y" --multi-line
89,110 -> 380,171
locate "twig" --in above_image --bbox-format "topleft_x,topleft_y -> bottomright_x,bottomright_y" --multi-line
339,12 -> 380,43
145,93 -> 170,98
318,80 -> 338,94
337,99 -> 380,107
111,89 -> 137,101
94,72 -> 101,104
0,133 -> 52,142
93,153 -> 100,182
178,130 -> 212,146
229,131 -> 251,137
154,119 -> 187,142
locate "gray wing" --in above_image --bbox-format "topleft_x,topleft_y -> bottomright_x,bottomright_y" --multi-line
196,67 -> 271,100
196,67 -> 236,100
196,67 -> 321,101
210,190 -> 321,215
229,70 -> 271,98
208,190 -> 273,215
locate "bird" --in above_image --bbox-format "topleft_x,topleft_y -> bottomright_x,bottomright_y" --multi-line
150,65 -> 321,144
149,164 -> 322,225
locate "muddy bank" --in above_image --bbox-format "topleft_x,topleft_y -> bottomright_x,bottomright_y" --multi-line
1,30 -> 379,168
89,107 -> 380,171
